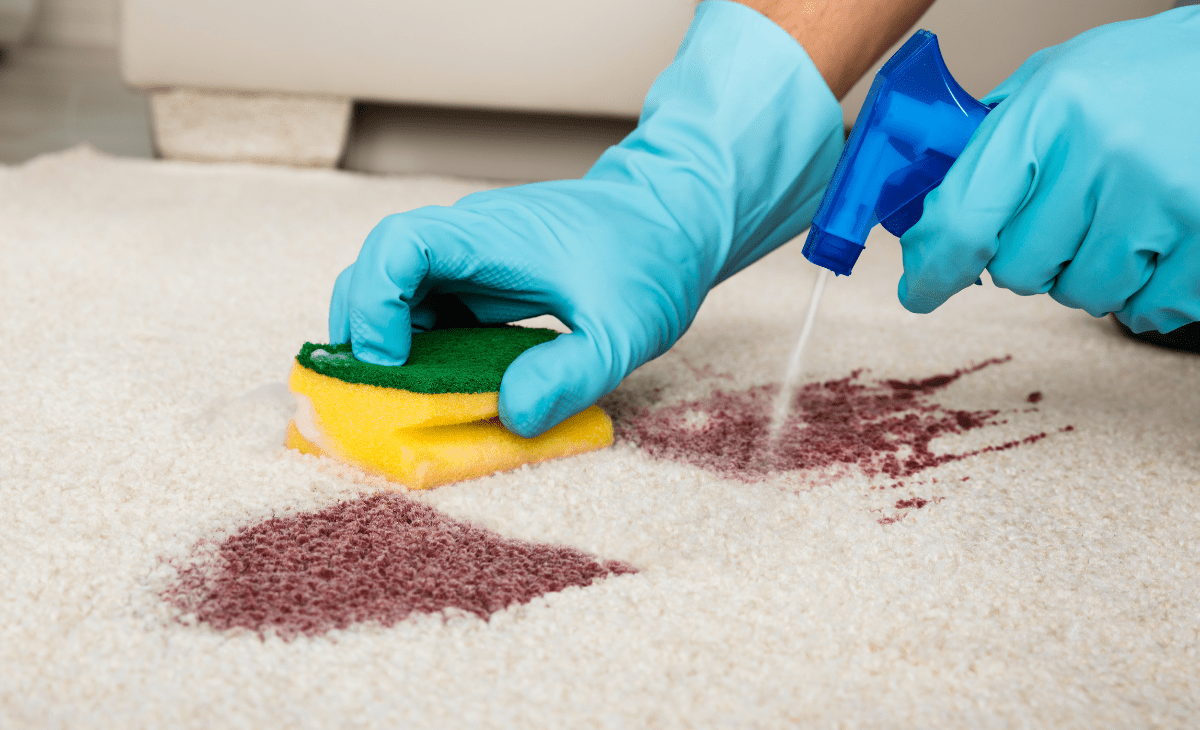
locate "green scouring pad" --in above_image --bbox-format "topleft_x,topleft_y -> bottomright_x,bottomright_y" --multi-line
295,326 -> 560,394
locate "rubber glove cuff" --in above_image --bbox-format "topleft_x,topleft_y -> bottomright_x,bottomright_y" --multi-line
588,0 -> 845,289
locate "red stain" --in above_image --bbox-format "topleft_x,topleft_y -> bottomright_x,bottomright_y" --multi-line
895,498 -> 929,510
1027,391 -> 1043,403
616,356 -> 1060,485
679,356 -> 734,382
163,494 -> 635,640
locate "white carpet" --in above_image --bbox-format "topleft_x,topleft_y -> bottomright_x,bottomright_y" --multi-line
2,146 -> 1198,729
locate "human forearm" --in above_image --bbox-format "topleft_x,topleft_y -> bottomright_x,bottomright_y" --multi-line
734,0 -> 936,98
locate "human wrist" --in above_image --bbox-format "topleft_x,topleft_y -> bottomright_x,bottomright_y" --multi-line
596,0 -> 843,284
733,0 -> 936,99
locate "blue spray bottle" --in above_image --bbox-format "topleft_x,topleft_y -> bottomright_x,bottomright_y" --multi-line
802,30 -> 993,276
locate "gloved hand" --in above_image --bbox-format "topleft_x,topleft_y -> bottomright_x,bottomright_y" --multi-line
898,7 -> 1200,334
329,0 -> 843,437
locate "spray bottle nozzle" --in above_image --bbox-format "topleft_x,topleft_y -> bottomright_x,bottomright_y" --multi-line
802,30 -> 991,276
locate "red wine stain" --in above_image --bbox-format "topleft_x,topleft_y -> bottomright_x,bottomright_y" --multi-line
615,356 -> 1066,490
679,356 -> 734,382
1027,391 -> 1043,403
162,493 -> 635,640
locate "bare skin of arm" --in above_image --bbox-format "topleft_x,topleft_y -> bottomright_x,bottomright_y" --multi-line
736,0 -> 937,99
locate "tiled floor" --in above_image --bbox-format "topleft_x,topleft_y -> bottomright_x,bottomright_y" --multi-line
0,44 -> 154,164
0,42 -> 636,181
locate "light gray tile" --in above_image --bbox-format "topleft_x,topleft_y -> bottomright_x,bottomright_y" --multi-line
0,43 -> 153,164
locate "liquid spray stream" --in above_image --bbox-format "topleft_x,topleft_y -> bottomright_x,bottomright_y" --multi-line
766,266 -> 829,451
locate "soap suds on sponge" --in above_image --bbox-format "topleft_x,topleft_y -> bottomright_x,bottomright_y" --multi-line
287,328 -> 613,489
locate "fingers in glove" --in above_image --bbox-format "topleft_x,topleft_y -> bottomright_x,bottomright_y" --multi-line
985,136 -> 1091,302
897,149 -> 1017,312
1119,231 -> 1200,334
343,206 -> 556,365
343,212 -> 438,366
329,264 -> 355,344
1031,163 -> 1169,317
498,327 -> 622,439
898,87 -> 1061,314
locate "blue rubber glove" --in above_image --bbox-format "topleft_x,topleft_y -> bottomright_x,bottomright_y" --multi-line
329,0 -> 843,437
898,7 -> 1200,334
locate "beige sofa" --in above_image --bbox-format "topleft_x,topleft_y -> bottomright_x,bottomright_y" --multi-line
119,0 -> 1174,169
119,0 -> 695,167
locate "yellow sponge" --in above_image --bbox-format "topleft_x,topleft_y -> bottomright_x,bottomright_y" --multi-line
285,329 -> 613,489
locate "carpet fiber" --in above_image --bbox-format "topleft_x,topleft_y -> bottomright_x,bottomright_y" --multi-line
2,146 -> 1198,728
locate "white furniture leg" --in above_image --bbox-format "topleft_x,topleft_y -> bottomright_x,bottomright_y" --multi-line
149,88 -> 352,168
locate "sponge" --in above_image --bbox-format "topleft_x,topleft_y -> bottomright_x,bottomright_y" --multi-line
285,327 -> 613,489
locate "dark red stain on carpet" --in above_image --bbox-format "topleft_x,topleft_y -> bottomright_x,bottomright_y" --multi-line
163,493 -> 636,640
615,357 -> 1064,486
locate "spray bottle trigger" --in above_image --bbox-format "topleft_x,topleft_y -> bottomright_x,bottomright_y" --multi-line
802,29 -> 992,277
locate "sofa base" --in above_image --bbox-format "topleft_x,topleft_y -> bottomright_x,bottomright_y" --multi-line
149,88 -> 352,167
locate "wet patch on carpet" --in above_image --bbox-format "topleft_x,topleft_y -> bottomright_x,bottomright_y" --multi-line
613,357 -> 1072,521
163,493 -> 636,640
